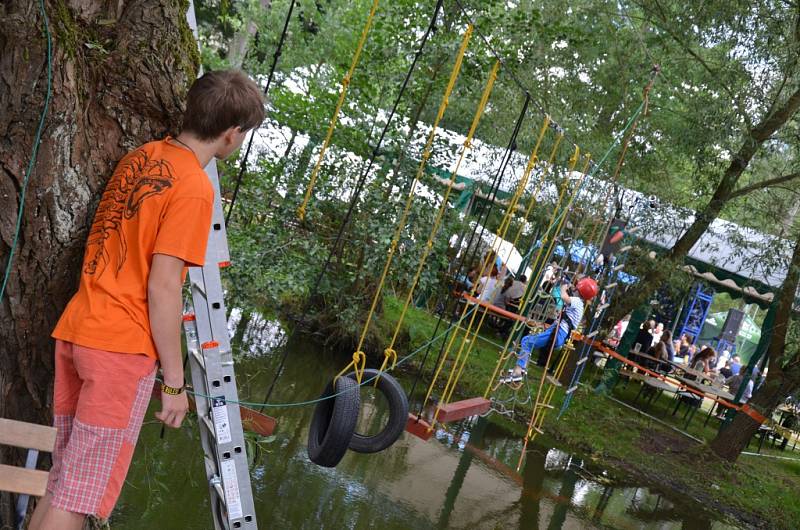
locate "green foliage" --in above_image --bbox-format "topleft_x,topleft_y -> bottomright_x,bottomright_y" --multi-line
193,0 -> 800,349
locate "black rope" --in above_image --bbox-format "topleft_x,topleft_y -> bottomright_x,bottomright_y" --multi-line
258,0 -> 444,410
225,0 -> 297,226
407,93 -> 530,407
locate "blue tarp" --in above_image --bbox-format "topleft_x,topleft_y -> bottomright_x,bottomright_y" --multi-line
537,239 -> 637,284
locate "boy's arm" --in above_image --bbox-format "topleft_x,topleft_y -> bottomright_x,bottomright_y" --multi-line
149,253 -> 189,428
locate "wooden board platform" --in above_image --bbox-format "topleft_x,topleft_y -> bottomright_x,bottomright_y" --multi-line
405,414 -> 434,441
0,464 -> 49,497
437,397 -> 491,423
0,418 -> 56,452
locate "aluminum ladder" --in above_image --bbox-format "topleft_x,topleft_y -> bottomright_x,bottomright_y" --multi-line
181,160 -> 258,529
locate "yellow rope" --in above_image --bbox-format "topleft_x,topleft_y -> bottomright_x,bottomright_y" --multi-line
516,334 -> 575,472
384,58 -> 499,356
349,25 -> 473,370
423,132 -> 558,413
483,154 -> 592,397
334,350 -> 367,384
422,124 -> 559,419
297,0 -> 381,221
433,141 -> 578,423
512,159 -> 593,471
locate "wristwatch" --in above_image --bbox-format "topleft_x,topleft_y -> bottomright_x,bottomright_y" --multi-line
161,382 -> 185,395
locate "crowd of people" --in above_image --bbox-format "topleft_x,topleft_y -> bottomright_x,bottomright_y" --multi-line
623,318 -> 761,402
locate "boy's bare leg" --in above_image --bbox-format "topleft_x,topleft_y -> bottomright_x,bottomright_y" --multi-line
30,498 -> 86,530
28,491 -> 52,530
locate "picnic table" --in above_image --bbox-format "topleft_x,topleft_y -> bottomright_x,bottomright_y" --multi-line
667,360 -> 725,384
632,375 -> 679,413
674,375 -> 734,401
671,375 -> 735,428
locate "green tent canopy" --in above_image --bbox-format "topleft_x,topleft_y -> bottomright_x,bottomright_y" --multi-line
698,311 -> 761,363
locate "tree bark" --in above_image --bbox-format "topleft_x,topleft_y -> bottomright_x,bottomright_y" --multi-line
0,0 -> 197,523
709,229 -> 800,461
709,376 -> 797,461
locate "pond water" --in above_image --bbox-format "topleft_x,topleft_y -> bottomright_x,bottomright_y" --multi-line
114,312 -> 741,529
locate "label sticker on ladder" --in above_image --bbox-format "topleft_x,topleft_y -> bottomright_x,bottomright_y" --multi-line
212,396 -> 232,444
220,459 -> 244,520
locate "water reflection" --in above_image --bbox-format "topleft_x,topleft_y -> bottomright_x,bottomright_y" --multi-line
114,311 -> 742,530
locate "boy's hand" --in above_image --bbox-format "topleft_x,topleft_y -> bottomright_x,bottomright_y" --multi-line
156,391 -> 189,428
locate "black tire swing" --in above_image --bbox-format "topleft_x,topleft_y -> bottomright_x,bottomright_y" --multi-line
348,369 -> 409,454
307,376 -> 361,467
307,366 -> 409,467
304,0 -> 442,468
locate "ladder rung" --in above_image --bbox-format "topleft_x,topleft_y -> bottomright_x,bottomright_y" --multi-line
566,385 -> 579,394
597,303 -> 610,311
605,282 -> 618,289
533,426 -> 544,435
576,356 -> 587,365
191,350 -> 206,370
535,403 -> 555,410
191,280 -> 208,299
613,264 -> 625,271
201,415 -> 215,436
586,330 -> 599,338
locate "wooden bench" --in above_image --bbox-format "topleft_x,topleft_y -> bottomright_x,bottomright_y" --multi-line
0,417 -> 57,526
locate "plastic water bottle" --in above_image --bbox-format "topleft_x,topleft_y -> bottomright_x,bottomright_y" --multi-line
458,431 -> 470,451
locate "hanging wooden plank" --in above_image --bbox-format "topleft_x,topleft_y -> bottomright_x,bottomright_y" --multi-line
436,397 -> 491,423
405,414 -> 434,441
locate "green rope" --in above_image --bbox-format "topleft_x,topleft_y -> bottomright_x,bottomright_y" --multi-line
172,305 -> 479,408
1,0 -> 52,303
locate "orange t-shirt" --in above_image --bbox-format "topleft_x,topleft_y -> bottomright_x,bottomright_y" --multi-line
52,138 -> 214,359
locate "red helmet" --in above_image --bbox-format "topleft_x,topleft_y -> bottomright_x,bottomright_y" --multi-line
576,277 -> 599,300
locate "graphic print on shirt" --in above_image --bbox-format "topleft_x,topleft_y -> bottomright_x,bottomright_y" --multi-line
84,149 -> 176,277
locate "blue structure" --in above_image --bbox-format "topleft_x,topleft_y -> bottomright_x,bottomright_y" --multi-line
677,283 -> 714,343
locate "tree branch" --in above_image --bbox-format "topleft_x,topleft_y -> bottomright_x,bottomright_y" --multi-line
728,171 -> 800,200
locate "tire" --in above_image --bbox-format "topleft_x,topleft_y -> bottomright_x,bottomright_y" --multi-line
307,376 -> 361,467
347,369 -> 409,454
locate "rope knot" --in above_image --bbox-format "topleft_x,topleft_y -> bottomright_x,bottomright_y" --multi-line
383,348 -> 398,370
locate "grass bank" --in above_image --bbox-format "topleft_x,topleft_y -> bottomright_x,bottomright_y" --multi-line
376,295 -> 800,529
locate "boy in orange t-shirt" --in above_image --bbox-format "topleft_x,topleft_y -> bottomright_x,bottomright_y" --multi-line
30,70 -> 264,530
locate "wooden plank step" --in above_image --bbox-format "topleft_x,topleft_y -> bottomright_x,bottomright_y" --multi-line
436,397 -> 491,423
0,464 -> 49,496
0,418 -> 56,452
240,406 -> 276,437
405,414 -> 434,441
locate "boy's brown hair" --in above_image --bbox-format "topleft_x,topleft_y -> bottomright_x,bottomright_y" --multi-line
182,69 -> 265,140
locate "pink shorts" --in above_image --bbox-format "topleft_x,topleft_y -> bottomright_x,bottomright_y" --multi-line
47,340 -> 156,519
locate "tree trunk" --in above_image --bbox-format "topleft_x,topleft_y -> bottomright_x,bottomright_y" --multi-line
604,86 -> 800,327
710,228 -> 800,461
0,0 -> 197,523
709,377 -> 794,461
